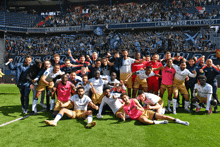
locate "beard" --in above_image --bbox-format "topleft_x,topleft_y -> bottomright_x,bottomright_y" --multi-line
200,81 -> 206,87
79,94 -> 84,98
106,93 -> 111,98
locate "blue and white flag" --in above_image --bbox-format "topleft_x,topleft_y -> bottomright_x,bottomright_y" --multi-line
93,27 -> 103,36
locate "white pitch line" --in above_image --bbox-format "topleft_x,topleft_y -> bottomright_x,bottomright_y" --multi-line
0,109 -> 46,127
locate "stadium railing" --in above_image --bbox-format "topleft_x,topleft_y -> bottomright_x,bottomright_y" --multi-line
0,19 -> 220,33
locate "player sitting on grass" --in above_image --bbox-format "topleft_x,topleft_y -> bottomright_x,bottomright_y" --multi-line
137,90 -> 165,115
192,75 -> 217,115
51,74 -> 75,116
45,87 -> 98,128
120,93 -> 189,125
96,86 -> 125,120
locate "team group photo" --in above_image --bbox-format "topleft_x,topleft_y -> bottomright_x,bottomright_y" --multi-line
1,0 -> 220,146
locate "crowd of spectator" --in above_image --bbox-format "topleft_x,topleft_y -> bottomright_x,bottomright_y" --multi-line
38,0 -> 220,27
5,29 -> 216,61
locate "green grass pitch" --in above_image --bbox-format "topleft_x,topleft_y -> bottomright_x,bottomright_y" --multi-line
0,84 -> 220,147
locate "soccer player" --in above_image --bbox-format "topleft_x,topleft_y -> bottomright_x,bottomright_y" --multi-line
76,75 -> 96,96
44,87 -> 98,128
191,75 -> 217,115
76,66 -> 90,78
137,90 -> 165,115
108,51 -> 120,80
89,70 -> 108,105
172,61 -> 197,114
107,72 -> 126,90
52,74 -> 75,115
126,66 -> 157,98
200,59 -> 220,113
101,57 -> 111,77
153,58 -> 175,112
108,49 -> 135,97
8,56 -> 33,114
120,93 -> 189,125
68,49 -> 90,67
61,59 -> 83,74
0,68 -> 5,84
87,52 -> 98,65
161,52 -> 172,65
68,70 -> 82,85
88,58 -> 102,79
31,60 -> 51,110
51,54 -> 65,66
32,64 -> 64,113
96,86 -> 125,120
186,58 -> 199,110
131,52 -> 148,83
145,53 -> 163,95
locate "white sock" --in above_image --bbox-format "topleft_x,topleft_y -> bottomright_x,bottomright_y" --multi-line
54,113 -> 63,123
153,120 -> 168,124
174,119 -> 188,125
32,98 -> 38,111
168,100 -> 172,109
50,99 -> 55,110
185,101 -> 190,110
193,103 -> 201,108
173,99 -> 177,112
87,115 -> 93,124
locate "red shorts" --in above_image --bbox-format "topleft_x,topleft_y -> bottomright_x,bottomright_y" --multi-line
147,79 -> 159,92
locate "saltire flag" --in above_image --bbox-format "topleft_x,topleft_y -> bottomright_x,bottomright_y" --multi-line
183,30 -> 200,45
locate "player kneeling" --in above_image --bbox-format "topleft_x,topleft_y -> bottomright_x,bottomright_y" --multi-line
192,75 -> 217,115
120,93 -> 189,125
137,90 -> 165,115
45,87 -> 99,128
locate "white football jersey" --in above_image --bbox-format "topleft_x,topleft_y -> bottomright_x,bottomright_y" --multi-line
75,82 -> 92,96
70,94 -> 92,110
44,67 -> 62,82
136,70 -> 155,80
194,83 -> 213,98
173,64 -> 196,81
89,78 -> 108,93
137,92 -> 160,105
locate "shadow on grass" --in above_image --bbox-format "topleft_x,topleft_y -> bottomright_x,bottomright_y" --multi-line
0,104 -> 50,118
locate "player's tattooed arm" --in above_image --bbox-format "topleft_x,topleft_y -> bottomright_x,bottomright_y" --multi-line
89,102 -> 99,110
